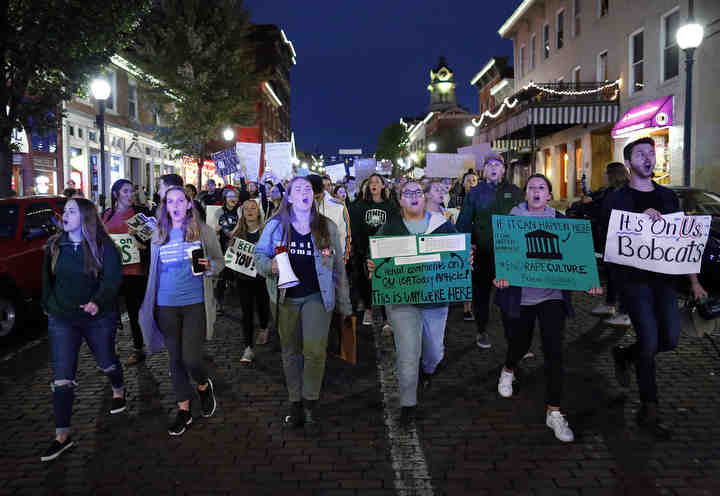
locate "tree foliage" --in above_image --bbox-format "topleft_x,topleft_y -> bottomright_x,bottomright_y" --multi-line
375,121 -> 408,163
0,0 -> 151,196
126,0 -> 263,163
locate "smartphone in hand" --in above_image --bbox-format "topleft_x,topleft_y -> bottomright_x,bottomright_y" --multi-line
190,247 -> 205,275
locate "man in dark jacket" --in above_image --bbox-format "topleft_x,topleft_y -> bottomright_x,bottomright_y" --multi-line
456,154 -> 524,349
602,137 -> 707,439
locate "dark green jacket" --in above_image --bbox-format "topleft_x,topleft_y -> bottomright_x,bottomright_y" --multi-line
455,181 -> 524,255
42,233 -> 123,316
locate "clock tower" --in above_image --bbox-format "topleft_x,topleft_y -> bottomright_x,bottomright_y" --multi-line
428,56 -> 458,113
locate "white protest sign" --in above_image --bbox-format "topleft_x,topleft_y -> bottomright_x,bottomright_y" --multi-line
206,205 -> 223,233
458,143 -> 492,172
264,142 -> 293,180
236,142 -> 262,181
325,163 -> 346,183
224,238 -> 257,277
425,153 -> 475,178
355,158 -> 376,184
110,234 -> 140,265
603,209 -> 711,274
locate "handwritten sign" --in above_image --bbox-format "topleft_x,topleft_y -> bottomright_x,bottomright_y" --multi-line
603,210 -> 711,274
211,147 -> 239,176
125,213 -> 156,241
493,215 -> 600,291
110,234 -> 140,265
224,238 -> 257,277
370,233 -> 472,305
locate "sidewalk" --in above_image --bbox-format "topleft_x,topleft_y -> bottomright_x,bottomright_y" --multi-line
0,292 -> 718,495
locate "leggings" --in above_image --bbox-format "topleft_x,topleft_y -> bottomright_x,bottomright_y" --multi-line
236,277 -> 270,346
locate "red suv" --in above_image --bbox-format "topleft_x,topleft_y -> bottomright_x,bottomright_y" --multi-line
0,195 -> 66,338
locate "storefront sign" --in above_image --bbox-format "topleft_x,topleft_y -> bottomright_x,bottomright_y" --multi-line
110,234 -> 140,265
603,209 -> 711,274
224,238 -> 257,277
492,215 -> 600,291
612,95 -> 673,138
370,233 -> 472,305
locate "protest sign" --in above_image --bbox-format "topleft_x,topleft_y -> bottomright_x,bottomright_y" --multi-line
224,238 -> 257,277
425,153 -> 475,178
458,143 -> 492,171
603,209 -> 711,274
206,205 -> 223,232
264,142 -> 293,180
492,215 -> 600,291
126,213 -> 156,241
110,234 -> 140,265
354,158 -> 376,184
211,147 -> 239,177
236,142 -> 261,181
325,163 -> 346,183
370,233 -> 472,305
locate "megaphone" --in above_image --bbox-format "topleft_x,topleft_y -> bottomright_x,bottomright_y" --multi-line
276,251 -> 300,288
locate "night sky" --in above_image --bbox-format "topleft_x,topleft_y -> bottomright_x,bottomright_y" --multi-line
246,0 -> 519,156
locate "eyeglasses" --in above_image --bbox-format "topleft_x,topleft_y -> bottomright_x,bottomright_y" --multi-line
402,190 -> 424,198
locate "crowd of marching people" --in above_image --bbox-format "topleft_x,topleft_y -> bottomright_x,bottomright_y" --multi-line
39,136 -> 708,461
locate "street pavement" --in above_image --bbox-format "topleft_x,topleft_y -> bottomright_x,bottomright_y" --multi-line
1,290 -> 719,495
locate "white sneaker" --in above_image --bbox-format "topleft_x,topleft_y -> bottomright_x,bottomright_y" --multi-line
498,368 -> 515,398
381,322 -> 393,336
362,309 -> 373,326
546,410 -> 574,442
240,346 -> 255,363
591,303 -> 616,316
604,313 -> 632,327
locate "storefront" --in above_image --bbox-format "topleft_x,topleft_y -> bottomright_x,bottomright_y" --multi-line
612,95 -> 675,185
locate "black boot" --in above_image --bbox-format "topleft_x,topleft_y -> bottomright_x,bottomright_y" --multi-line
283,401 -> 304,428
637,402 -> 671,440
419,369 -> 433,392
303,399 -> 320,436
612,345 -> 632,388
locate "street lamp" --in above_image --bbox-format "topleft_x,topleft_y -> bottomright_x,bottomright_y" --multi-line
676,0 -> 704,186
91,78 -> 111,207
428,142 -> 437,152
223,127 -> 235,141
465,125 -> 476,137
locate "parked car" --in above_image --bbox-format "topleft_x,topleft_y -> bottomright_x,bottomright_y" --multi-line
566,186 -> 720,292
0,195 -> 66,338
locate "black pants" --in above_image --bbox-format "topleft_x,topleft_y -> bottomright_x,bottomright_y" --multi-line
504,300 -> 566,406
155,303 -> 208,403
237,277 -> 270,347
472,254 -> 495,334
216,268 -> 235,305
120,275 -> 147,350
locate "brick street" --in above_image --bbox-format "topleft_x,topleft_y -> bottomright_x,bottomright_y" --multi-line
1,291 -> 719,495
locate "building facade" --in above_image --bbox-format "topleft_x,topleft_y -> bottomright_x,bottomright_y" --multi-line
479,0 -> 720,198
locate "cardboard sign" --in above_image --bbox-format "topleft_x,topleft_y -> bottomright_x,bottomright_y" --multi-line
425,153 -> 475,178
458,143 -> 492,173
125,213 -> 157,241
264,142 -> 293,180
224,238 -> 257,277
236,142 -> 261,181
110,234 -> 140,265
325,163 -> 346,183
603,209 -> 711,274
493,215 -> 600,291
370,233 -> 472,305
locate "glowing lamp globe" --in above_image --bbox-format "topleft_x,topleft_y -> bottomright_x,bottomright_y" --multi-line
222,128 -> 235,141
677,23 -> 704,50
428,142 -> 438,152
465,125 -> 476,137
90,79 -> 111,101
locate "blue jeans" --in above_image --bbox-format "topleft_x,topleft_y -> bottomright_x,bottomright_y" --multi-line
48,312 -> 124,436
621,283 -> 681,403
385,304 -> 450,407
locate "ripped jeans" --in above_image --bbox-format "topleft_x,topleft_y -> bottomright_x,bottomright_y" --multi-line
48,312 -> 124,436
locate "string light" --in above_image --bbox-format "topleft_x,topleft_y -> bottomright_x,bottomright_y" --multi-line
471,79 -> 622,128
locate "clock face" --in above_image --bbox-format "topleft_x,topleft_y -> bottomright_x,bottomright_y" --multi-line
438,70 -> 449,81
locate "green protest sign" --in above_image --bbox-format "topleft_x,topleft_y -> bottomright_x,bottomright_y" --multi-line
110,234 -> 140,265
492,215 -> 599,291
370,233 -> 472,305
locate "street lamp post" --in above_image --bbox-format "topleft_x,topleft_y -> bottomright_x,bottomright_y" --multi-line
91,78 -> 111,208
677,0 -> 704,187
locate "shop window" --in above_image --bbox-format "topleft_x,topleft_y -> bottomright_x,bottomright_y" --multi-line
662,8 -> 680,82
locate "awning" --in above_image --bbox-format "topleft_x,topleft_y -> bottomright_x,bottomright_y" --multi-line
611,95 -> 673,138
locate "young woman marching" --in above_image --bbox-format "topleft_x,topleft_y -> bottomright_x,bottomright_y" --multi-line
493,174 -> 602,443
366,180 -> 462,424
255,177 -> 352,434
229,199 -> 271,360
41,198 -> 124,461
103,179 -> 148,366
138,186 -> 225,436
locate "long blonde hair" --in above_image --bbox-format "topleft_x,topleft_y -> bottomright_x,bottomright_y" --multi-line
231,199 -> 265,241
155,186 -> 202,244
47,198 -> 112,278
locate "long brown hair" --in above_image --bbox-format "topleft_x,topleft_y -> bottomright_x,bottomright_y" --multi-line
47,198 -> 113,278
362,173 -> 390,202
272,177 -> 330,250
231,199 -> 265,241
155,186 -> 203,244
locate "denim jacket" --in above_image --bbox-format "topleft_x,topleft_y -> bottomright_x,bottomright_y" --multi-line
255,217 -> 352,315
